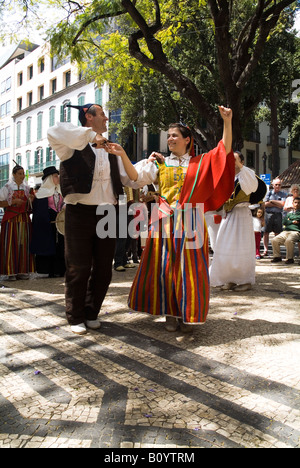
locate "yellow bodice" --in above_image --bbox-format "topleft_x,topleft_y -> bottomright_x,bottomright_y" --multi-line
157,162 -> 188,207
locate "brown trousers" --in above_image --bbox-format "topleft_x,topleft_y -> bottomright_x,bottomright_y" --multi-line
64,204 -> 116,325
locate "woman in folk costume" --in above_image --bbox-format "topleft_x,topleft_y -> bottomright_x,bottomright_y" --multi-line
30,166 -> 66,278
0,164 -> 35,280
209,151 -> 267,292
117,106 -> 235,332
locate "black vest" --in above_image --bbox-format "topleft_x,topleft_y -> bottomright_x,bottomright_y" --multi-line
60,144 -> 123,200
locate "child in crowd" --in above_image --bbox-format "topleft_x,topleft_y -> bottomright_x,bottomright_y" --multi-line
252,205 -> 265,259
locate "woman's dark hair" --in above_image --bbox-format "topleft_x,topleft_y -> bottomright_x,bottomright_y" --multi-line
12,164 -> 24,174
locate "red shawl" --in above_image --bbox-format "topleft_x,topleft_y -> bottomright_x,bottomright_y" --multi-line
179,140 -> 235,212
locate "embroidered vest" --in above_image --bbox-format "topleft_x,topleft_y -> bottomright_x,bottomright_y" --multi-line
224,175 -> 267,213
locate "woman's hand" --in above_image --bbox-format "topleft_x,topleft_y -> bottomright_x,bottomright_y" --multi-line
105,142 -> 138,181
218,106 -> 233,122
105,142 -> 127,158
218,106 -> 233,155
12,198 -> 24,207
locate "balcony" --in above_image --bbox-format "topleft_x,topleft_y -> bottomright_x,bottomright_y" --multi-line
28,159 -> 60,176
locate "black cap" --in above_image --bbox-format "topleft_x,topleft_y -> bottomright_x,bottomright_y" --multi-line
66,103 -> 97,126
42,166 -> 59,180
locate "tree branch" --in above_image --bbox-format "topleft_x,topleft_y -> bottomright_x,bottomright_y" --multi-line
72,9 -> 126,45
235,0 -> 295,88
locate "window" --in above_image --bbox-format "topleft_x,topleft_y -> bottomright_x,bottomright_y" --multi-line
0,153 -> 9,187
27,91 -> 33,107
60,101 -> 71,122
18,72 -> 23,86
26,151 -> 31,168
35,147 -> 43,165
0,127 -> 10,149
0,101 -> 11,117
26,118 -> 32,144
78,94 -> 85,106
0,153 -> 9,166
51,78 -> 57,95
1,77 -> 11,93
95,88 -> 102,106
39,57 -> 45,73
28,65 -> 33,80
246,150 -> 255,168
5,127 -> 10,147
38,85 -> 44,101
51,56 -> 60,72
49,107 -> 56,127
16,154 -> 22,166
37,113 -> 43,140
0,129 -> 5,149
46,146 -> 56,163
64,70 -> 71,88
16,122 -> 21,148
17,97 -> 22,111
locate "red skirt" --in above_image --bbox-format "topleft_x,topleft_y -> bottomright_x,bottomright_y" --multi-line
128,210 -> 210,324
0,213 -> 35,275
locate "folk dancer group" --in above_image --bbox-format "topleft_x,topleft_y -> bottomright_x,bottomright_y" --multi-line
3,101 -> 289,336
47,103 -> 235,334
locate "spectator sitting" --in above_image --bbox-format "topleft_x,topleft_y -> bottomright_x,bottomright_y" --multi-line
283,184 -> 300,213
271,197 -> 300,264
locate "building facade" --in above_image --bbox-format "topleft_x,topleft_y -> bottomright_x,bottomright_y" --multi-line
0,42 -> 109,188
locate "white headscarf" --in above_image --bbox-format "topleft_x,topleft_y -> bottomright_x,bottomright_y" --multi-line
0,171 -> 30,205
35,175 -> 62,199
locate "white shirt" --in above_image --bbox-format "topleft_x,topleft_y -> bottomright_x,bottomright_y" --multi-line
47,123 -> 141,205
133,152 -> 191,187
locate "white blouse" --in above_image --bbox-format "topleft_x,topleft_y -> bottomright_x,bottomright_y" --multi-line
133,152 -> 191,187
47,123 -> 142,205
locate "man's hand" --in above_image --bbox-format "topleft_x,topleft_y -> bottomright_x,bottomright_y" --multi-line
148,152 -> 165,164
92,134 -> 112,149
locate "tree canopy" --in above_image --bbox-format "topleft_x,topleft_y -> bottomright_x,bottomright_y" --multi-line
2,0 -> 300,158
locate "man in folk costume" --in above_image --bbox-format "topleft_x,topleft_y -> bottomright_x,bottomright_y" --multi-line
123,106 -> 235,332
30,166 -> 66,278
209,151 -> 267,292
47,104 -> 142,335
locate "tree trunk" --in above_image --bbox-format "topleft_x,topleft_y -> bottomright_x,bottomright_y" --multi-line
270,86 -> 280,178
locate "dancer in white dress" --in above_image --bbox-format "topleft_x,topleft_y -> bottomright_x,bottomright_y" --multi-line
210,151 -> 265,292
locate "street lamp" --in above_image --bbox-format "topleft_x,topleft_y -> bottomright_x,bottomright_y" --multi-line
262,152 -> 267,174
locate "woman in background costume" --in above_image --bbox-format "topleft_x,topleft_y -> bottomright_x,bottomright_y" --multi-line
209,151 -> 267,291
30,166 -> 65,278
0,164 -> 35,280
126,106 -> 235,332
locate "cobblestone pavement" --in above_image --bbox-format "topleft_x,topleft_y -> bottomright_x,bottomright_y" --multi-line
0,257 -> 299,449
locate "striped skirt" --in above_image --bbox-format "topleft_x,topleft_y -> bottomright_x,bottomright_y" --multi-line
0,213 -> 35,276
128,210 -> 210,324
